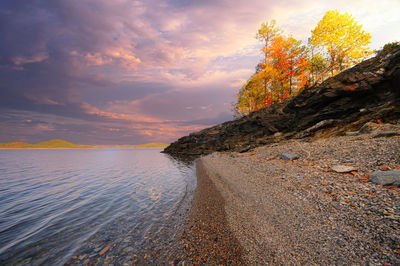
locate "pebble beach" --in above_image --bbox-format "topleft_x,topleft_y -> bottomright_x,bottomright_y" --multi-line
183,131 -> 399,264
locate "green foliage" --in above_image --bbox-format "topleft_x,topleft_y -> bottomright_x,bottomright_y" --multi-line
377,41 -> 400,55
256,20 -> 282,46
308,53 -> 329,85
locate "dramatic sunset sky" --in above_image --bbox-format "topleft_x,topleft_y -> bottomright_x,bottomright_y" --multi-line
1,0 -> 399,144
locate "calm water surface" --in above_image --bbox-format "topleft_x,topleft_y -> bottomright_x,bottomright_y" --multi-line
0,149 -> 195,265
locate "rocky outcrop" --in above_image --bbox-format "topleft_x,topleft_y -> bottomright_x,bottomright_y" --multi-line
164,48 -> 400,156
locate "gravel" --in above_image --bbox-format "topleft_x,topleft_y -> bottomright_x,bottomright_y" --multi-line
193,133 -> 400,264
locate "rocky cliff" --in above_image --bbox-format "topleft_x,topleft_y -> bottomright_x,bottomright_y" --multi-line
164,48 -> 400,156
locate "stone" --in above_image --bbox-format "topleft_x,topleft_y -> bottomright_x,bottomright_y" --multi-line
280,153 -> 299,161
210,153 -> 218,158
305,119 -> 336,133
123,247 -> 134,253
372,131 -> 400,138
240,146 -> 251,153
345,131 -> 359,136
99,246 -> 111,256
332,165 -> 357,173
359,122 -> 380,133
370,170 -> 400,186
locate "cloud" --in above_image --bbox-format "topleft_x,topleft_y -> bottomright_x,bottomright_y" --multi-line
1,0 -> 399,144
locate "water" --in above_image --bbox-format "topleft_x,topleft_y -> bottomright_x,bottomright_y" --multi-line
0,149 -> 196,265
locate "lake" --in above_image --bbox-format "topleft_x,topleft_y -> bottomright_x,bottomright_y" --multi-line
0,149 -> 196,265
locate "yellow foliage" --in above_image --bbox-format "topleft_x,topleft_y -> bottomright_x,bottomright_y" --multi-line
310,10 -> 373,76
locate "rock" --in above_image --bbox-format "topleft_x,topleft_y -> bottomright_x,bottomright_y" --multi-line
210,152 -> 218,158
229,153 -> 236,158
359,122 -> 400,134
332,165 -> 357,173
280,153 -> 299,161
123,247 -> 134,253
305,119 -> 336,133
372,131 -> 400,138
163,48 -> 400,156
359,122 -> 380,133
370,170 -> 400,186
345,131 -> 359,136
239,146 -> 251,153
99,246 -> 111,256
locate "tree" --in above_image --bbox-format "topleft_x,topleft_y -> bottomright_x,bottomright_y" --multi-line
234,35 -> 309,117
308,39 -> 329,85
234,73 -> 265,116
310,10 -> 373,76
256,20 -> 282,94
256,20 -> 283,60
234,21 -> 310,117
268,36 -> 309,98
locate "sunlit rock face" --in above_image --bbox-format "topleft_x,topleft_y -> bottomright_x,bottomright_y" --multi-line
164,48 -> 400,156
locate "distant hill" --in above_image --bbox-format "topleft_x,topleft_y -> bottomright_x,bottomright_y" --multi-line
0,142 -> 35,149
0,139 -> 95,149
0,140 -> 169,149
95,142 -> 170,149
132,142 -> 169,148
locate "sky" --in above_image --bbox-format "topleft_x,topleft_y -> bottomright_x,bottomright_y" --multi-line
1,0 -> 399,145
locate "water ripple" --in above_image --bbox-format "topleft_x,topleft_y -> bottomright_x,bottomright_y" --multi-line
0,149 -> 195,265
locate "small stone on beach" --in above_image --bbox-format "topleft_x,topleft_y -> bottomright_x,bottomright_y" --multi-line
332,165 -> 357,173
370,170 -> 400,186
240,146 -> 251,153
280,153 -> 299,161
99,246 -> 111,256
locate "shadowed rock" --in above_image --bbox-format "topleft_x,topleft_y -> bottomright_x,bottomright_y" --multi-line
164,48 -> 400,156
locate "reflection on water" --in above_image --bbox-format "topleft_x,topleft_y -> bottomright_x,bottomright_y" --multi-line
0,149 -> 195,265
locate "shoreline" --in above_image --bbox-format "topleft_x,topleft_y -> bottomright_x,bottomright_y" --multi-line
192,133 -> 399,264
180,159 -> 244,264
0,147 -> 165,150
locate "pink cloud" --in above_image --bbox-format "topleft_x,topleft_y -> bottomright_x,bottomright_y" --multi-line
36,124 -> 54,131
12,53 -> 48,66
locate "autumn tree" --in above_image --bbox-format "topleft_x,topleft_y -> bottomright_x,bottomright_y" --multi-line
310,10 -> 373,76
256,20 -> 282,94
234,73 -> 265,116
308,39 -> 329,85
235,33 -> 309,116
268,36 -> 309,98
